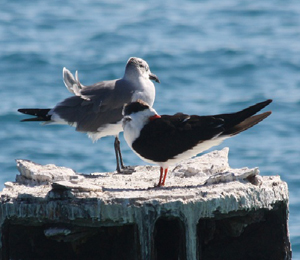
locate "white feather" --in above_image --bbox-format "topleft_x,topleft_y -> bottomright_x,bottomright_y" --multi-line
122,107 -> 157,148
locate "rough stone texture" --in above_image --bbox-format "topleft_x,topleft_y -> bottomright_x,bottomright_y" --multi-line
0,148 -> 291,260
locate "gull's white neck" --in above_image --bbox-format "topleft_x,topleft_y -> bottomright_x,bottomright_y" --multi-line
123,74 -> 155,107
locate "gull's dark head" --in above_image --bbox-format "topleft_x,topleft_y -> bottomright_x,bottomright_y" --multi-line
122,100 -> 160,132
123,99 -> 150,116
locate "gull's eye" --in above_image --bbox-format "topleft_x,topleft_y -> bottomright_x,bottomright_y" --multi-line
138,62 -> 149,72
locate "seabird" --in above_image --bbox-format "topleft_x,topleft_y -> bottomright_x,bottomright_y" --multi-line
18,57 -> 160,173
122,99 -> 272,186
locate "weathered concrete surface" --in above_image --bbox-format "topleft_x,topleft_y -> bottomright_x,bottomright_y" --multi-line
0,148 -> 291,260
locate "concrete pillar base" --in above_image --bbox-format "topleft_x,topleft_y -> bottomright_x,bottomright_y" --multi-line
0,148 -> 291,259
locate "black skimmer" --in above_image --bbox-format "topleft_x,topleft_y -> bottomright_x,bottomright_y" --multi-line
18,57 -> 160,173
122,99 -> 272,186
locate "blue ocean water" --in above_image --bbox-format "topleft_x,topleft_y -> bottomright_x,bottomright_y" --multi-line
1,0 -> 300,257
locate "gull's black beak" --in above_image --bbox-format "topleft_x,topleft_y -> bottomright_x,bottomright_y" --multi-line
149,73 -> 160,83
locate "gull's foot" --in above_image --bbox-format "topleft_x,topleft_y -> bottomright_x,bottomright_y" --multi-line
116,165 -> 136,174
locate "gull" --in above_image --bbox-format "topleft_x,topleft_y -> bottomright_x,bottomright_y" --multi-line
122,99 -> 272,186
18,57 -> 160,173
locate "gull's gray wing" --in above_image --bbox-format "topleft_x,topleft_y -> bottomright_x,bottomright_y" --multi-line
51,79 -> 134,132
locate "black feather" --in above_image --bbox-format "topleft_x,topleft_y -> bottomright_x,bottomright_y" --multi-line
131,100 -> 272,162
18,108 -> 51,122
123,99 -> 150,116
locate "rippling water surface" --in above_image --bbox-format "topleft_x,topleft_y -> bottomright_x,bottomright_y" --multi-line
1,0 -> 300,257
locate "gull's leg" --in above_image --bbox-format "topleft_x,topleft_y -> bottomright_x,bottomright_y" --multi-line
157,167 -> 164,187
115,136 -> 125,168
114,136 -> 135,174
114,136 -> 122,173
161,168 -> 168,186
